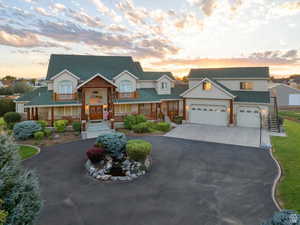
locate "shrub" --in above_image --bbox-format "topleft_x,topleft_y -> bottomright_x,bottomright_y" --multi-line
173,116 -> 184,124
86,146 -> 105,163
124,114 -> 147,130
37,120 -> 48,130
44,128 -> 52,137
124,115 -> 136,129
278,116 -> 284,126
261,210 -> 299,225
126,139 -> 152,162
0,99 -> 15,117
54,120 -> 68,133
3,112 -> 21,129
132,122 -> 150,133
156,122 -> 171,132
34,131 -> 44,141
72,121 -> 81,132
13,121 -> 41,140
96,132 -> 127,159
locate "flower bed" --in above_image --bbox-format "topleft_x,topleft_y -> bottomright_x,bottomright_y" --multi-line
85,132 -> 152,182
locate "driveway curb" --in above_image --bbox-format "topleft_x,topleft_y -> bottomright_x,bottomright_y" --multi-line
269,148 -> 282,211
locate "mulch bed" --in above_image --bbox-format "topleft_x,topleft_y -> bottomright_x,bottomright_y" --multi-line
116,128 -> 167,136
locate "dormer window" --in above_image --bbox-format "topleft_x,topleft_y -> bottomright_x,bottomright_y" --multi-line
203,81 -> 212,91
240,82 -> 253,90
58,80 -> 72,94
161,81 -> 168,90
120,80 -> 133,93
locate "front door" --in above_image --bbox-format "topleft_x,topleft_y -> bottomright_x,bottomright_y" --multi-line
89,105 -> 103,120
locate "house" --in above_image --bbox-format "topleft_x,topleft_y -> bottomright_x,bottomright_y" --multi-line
15,54 -> 273,129
270,83 -> 300,109
0,80 -> 4,88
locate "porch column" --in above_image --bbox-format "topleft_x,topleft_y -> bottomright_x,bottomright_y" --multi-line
155,103 -> 158,120
183,99 -> 186,120
35,107 -> 38,120
229,99 -> 234,124
51,107 -> 54,126
81,88 -> 86,121
26,108 -> 30,120
31,108 -> 34,120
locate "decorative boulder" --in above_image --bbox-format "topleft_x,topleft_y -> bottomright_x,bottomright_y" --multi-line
96,132 -> 127,159
13,121 -> 41,140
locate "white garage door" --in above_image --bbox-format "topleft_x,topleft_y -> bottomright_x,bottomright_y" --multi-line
190,105 -> 228,126
289,94 -> 300,106
237,107 -> 260,128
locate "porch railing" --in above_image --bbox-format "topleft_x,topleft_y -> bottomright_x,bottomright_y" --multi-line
117,91 -> 138,99
54,93 -> 77,101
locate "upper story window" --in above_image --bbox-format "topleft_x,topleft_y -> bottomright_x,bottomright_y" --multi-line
203,81 -> 212,91
161,81 -> 168,90
120,80 -> 133,92
58,80 -> 73,94
240,82 -> 253,90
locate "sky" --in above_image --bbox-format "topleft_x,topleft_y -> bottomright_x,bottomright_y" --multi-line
0,0 -> 300,79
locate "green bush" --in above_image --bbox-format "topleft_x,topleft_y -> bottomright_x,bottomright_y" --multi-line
126,139 -> 152,162
37,120 -> 48,130
132,122 -> 150,133
96,132 -> 127,159
124,114 -> 147,130
44,128 -> 52,137
173,116 -> 184,124
13,121 -> 41,140
156,122 -> 171,132
34,131 -> 44,140
72,121 -> 81,132
3,112 -> 21,129
0,99 -> 15,117
54,120 -> 68,133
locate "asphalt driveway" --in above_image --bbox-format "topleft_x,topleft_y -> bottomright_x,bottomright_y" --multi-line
165,124 -> 271,147
24,136 -> 278,225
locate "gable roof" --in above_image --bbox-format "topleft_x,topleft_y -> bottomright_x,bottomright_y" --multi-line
50,69 -> 80,80
139,71 -> 175,80
113,70 -> 139,80
188,67 -> 269,79
180,78 -> 236,98
77,73 -> 117,89
46,54 -> 143,81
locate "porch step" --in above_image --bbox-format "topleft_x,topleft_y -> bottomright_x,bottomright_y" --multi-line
84,121 -> 115,139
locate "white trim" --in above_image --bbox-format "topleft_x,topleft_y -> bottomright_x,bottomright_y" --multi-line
77,73 -> 117,89
14,100 -> 30,103
180,78 -> 236,98
157,74 -> 174,82
24,104 -> 82,108
234,102 -> 271,106
113,70 -> 139,80
50,69 -> 80,81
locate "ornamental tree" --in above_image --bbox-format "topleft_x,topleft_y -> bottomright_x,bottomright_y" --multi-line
0,134 -> 42,225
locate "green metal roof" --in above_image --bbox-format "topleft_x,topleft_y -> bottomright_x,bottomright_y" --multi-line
189,67 -> 269,79
114,85 -> 188,103
139,71 -> 175,80
46,54 -> 143,81
231,91 -> 270,103
22,87 -> 80,106
17,87 -> 47,101
134,61 -> 143,73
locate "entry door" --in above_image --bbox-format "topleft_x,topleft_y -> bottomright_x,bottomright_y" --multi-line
190,105 -> 228,126
237,107 -> 260,128
89,106 -> 103,120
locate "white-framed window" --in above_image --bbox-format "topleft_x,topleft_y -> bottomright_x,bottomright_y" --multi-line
161,81 -> 168,90
120,80 -> 133,92
58,80 -> 73,94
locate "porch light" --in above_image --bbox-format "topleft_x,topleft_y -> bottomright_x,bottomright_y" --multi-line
85,105 -> 89,111
260,109 -> 267,115
186,105 -> 189,110
110,118 -> 115,122
103,104 -> 108,109
227,108 -> 231,112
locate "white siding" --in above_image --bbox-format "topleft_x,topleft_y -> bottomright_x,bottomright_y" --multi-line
47,81 -> 53,91
138,80 -> 156,88
114,71 -> 137,92
16,102 -> 25,113
53,71 -> 78,94
156,77 -> 171,95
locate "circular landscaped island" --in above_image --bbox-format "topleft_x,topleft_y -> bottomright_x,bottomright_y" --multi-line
85,132 -> 152,182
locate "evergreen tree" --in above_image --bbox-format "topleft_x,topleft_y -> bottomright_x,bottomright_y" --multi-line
0,135 -> 42,225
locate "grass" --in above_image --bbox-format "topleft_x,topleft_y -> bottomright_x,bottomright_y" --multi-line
279,110 -> 300,121
18,145 -> 39,160
271,120 -> 300,212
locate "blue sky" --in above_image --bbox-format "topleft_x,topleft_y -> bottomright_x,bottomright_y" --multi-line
0,0 -> 300,78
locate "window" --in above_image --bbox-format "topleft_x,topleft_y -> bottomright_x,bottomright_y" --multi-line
240,82 -> 253,90
202,81 -> 212,91
120,80 -> 133,92
115,104 -> 132,114
58,80 -> 73,94
161,81 -> 168,90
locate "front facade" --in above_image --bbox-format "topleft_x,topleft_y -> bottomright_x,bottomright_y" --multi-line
270,83 -> 300,109
15,55 -> 272,129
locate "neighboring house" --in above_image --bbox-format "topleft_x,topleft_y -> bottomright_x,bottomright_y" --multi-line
0,80 -> 4,88
270,83 -> 300,109
1,80 -> 14,88
15,54 -> 273,129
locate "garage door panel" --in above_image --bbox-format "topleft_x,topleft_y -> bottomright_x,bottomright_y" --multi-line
190,105 -> 228,126
237,107 -> 260,128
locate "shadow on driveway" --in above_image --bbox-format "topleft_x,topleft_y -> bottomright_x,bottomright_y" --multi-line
24,136 -> 278,225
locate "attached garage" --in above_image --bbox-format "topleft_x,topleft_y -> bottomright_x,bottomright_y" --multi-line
237,107 -> 260,128
189,104 -> 228,126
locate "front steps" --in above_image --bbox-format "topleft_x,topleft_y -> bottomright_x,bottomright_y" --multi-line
82,121 -> 114,139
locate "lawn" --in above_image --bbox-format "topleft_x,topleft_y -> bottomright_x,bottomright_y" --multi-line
18,145 -> 39,160
278,110 -> 300,121
271,119 -> 300,212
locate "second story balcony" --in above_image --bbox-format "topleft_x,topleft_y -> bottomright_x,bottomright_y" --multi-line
117,91 -> 139,99
53,93 -> 78,101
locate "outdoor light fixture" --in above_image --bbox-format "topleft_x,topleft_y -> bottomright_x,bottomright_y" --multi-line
186,105 -> 189,110
103,104 -> 108,109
